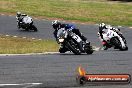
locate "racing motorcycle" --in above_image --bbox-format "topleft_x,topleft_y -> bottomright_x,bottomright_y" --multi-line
57,28 -> 93,55
99,28 -> 128,51
16,16 -> 38,32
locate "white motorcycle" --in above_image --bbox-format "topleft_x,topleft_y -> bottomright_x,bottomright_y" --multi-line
101,28 -> 128,51
17,16 -> 38,32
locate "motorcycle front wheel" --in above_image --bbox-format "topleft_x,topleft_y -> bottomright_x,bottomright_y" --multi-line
66,40 -> 81,55
110,37 -> 128,51
31,25 -> 38,32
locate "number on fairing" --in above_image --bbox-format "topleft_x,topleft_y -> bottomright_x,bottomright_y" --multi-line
72,35 -> 81,42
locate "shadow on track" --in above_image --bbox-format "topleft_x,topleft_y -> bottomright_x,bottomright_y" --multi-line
17,29 -> 38,32
57,52 -> 95,56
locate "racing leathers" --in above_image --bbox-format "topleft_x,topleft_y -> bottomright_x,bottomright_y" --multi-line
53,24 -> 87,42
98,25 -> 123,50
16,14 -> 28,29
53,24 -> 87,53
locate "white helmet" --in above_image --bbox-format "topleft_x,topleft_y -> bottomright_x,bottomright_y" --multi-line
17,12 -> 21,17
52,20 -> 60,25
52,20 -> 61,30
99,23 -> 106,28
106,25 -> 112,29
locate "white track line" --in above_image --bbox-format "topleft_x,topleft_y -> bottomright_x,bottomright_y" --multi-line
38,39 -> 42,40
0,83 -> 42,87
32,38 -> 35,40
0,46 -> 100,56
93,47 -> 101,51
118,26 -> 122,27
6,35 -> 10,37
22,37 -> 26,39
34,18 -> 38,20
1,14 -> 5,16
81,23 -> 85,25
9,15 -> 12,17
0,52 -> 59,56
13,36 -> 18,38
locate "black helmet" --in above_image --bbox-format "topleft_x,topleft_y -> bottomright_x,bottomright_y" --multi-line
52,20 -> 61,30
17,12 -> 21,17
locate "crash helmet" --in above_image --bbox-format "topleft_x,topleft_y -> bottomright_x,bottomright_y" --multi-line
52,20 -> 61,30
99,23 -> 106,29
17,12 -> 21,17
106,25 -> 112,29
99,23 -> 107,31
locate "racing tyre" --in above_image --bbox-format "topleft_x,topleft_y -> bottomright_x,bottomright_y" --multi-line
120,45 -> 128,51
59,48 -> 67,53
84,43 -> 93,54
32,25 -> 38,32
110,37 -> 121,48
66,41 -> 81,55
110,37 -> 128,51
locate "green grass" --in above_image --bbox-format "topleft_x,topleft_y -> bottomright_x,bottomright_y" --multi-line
0,35 -> 58,54
0,0 -> 131,26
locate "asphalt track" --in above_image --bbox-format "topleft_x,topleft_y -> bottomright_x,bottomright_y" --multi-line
0,15 -> 132,88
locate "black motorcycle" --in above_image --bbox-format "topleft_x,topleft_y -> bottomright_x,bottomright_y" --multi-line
17,16 -> 38,32
57,28 -> 93,55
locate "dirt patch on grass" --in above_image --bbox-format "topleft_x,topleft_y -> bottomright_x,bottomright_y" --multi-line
0,1 -> 16,9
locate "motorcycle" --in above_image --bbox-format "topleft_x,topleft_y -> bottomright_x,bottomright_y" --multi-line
17,16 -> 38,32
100,28 -> 128,51
57,28 -> 93,55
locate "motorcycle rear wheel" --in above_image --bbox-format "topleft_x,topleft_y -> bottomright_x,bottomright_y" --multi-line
84,43 -> 93,54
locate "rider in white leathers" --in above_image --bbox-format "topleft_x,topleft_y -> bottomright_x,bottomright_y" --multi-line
16,12 -> 28,29
98,23 -> 123,50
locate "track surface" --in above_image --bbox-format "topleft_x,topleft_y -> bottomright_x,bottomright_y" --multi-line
0,15 -> 132,88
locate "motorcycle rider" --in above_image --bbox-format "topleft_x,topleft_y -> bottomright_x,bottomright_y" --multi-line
16,12 -> 28,29
98,23 -> 123,50
52,20 -> 88,53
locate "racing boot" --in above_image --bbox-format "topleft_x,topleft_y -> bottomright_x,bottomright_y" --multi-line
77,33 -> 88,43
102,45 -> 108,50
81,35 -> 87,42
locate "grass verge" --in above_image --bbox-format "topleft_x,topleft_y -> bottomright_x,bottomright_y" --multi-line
0,0 -> 131,26
0,35 -> 58,54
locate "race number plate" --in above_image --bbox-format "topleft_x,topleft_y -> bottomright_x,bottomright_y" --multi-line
72,34 -> 82,43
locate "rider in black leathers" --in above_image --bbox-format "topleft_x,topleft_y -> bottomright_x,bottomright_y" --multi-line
52,20 -> 88,53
